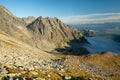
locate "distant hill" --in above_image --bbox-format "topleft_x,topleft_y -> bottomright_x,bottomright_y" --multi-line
72,22 -> 120,33
72,22 -> 120,42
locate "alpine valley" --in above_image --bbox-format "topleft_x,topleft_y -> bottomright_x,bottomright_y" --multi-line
0,5 -> 120,80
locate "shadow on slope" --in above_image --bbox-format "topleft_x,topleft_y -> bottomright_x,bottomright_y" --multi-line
110,34 -> 120,42
54,37 -> 90,55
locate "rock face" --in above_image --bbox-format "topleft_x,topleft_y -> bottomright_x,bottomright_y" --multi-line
27,17 -> 84,50
22,16 -> 36,24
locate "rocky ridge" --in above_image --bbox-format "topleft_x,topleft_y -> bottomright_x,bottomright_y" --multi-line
0,5 -> 35,47
22,16 -> 36,24
0,5 -> 87,51
27,16 -> 84,50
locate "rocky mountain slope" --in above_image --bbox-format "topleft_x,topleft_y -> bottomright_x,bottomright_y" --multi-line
22,16 -> 36,24
0,31 -> 51,66
0,5 -> 119,80
0,5 -> 35,47
27,16 -> 85,50
0,5 -> 87,51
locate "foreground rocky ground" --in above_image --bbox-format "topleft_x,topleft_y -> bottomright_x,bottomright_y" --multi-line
0,51 -> 120,80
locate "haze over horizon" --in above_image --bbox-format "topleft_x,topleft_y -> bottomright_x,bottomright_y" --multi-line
1,0 -> 120,24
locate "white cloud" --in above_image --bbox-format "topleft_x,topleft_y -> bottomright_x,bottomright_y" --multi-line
61,13 -> 120,24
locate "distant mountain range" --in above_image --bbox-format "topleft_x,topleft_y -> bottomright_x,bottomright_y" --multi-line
71,22 -> 120,42
71,22 -> 120,33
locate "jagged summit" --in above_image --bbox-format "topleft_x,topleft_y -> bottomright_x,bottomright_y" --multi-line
27,16 -> 84,49
22,16 -> 36,24
32,16 -> 63,26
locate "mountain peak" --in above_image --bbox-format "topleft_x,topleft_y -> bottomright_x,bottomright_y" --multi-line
27,17 -> 84,49
37,16 -> 60,22
22,16 -> 36,24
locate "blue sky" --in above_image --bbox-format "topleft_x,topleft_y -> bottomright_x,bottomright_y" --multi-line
0,0 -> 120,24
